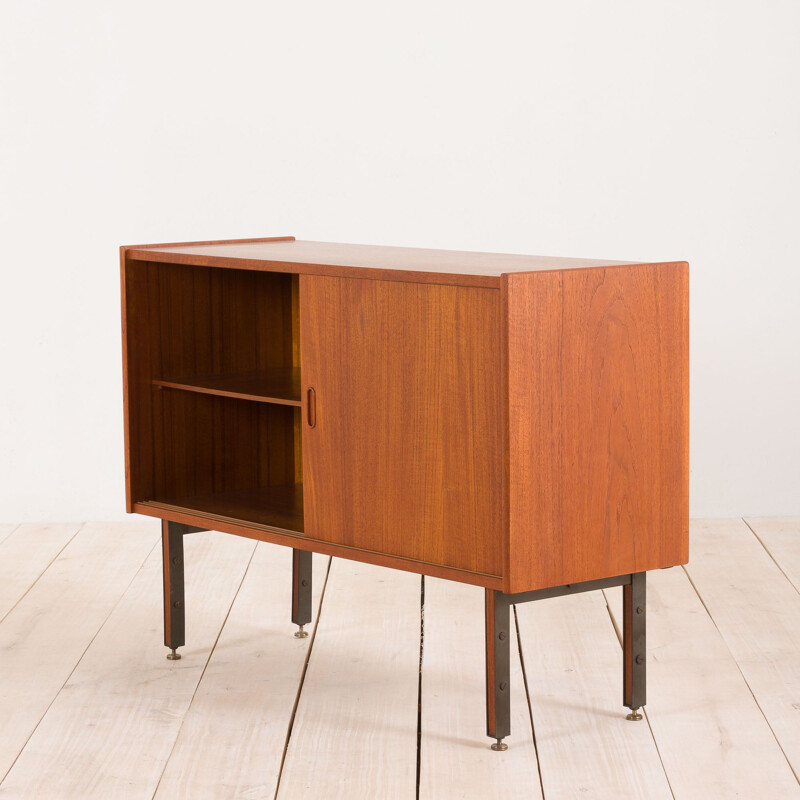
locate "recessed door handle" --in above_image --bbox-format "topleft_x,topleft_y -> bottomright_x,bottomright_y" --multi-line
306,387 -> 316,428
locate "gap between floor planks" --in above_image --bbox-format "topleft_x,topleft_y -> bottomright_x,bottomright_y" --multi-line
0,522 -> 160,785
684,518 -> 800,786
0,524 -> 21,547
603,564 -> 799,798
152,548 -> 331,799
0,529 -> 256,798
0,523 -> 82,625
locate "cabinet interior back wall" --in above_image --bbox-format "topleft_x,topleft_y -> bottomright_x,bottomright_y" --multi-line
123,261 -> 301,507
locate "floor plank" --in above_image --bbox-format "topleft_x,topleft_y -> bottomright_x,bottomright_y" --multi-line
516,590 -> 673,799
0,523 -> 81,623
0,521 -> 158,782
0,531 -> 255,798
685,518 -> 800,782
604,566 -> 800,799
419,578 -> 543,799
0,525 -> 18,547
277,559 -> 421,799
154,546 -> 330,800
745,517 -> 800,594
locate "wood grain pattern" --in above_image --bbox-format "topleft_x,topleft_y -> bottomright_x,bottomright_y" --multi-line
155,393 -> 296,500
300,274 -> 504,577
122,259 -> 300,510
124,235 -> 294,252
126,239 -> 633,289
504,262 -> 689,592
123,240 -> 688,598
291,274 -> 304,486
132,500 -> 503,589
153,367 -> 301,406
121,254 -> 157,508
144,485 -> 304,534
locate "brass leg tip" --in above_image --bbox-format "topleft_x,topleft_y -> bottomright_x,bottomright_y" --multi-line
490,739 -> 508,751
294,625 -> 309,639
626,709 -> 643,721
166,649 -> 181,660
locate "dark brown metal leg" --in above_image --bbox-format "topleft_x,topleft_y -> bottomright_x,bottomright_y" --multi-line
485,589 -> 511,750
623,571 -> 646,719
292,549 -> 312,638
162,521 -> 185,660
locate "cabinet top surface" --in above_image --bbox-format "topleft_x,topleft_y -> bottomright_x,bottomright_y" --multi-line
126,237 -> 639,286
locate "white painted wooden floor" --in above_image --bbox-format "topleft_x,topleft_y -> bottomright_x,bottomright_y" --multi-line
0,518 -> 798,799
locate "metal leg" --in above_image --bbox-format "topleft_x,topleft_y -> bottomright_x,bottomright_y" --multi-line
292,549 -> 312,638
485,589 -> 511,750
162,521 -> 186,660
623,571 -> 646,719
477,572 -> 644,747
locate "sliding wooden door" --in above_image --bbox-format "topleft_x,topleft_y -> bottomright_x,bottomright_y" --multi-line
300,275 -> 503,580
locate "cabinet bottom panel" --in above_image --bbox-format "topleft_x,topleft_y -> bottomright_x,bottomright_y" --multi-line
132,501 -> 503,590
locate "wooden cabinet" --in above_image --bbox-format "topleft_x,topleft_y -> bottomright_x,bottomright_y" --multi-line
121,236 -> 689,747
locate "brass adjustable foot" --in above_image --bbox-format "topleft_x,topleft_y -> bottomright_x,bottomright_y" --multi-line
626,708 -> 643,721
490,738 -> 508,751
294,625 -> 309,639
166,648 -> 181,660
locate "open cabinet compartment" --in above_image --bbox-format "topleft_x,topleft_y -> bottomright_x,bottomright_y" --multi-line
123,259 -> 304,534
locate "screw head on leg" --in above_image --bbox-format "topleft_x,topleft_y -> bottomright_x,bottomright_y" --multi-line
490,738 -> 508,751
294,624 -> 309,639
626,708 -> 643,721
166,648 -> 181,661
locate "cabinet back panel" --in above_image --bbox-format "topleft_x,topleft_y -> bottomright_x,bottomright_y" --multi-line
153,262 -> 294,379
155,392 -> 296,499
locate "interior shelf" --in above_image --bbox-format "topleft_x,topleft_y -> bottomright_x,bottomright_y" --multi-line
153,367 -> 301,406
140,484 -> 304,535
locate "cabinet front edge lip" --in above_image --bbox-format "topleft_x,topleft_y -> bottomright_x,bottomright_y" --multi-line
124,249 -> 503,289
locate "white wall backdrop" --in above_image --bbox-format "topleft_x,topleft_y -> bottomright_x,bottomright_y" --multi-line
1,1 -> 798,520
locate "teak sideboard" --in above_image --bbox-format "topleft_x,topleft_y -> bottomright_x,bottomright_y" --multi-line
121,236 -> 689,749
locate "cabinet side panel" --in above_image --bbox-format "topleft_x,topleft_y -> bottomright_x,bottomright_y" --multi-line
301,275 -> 504,577
505,263 -> 689,592
121,255 -> 157,509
